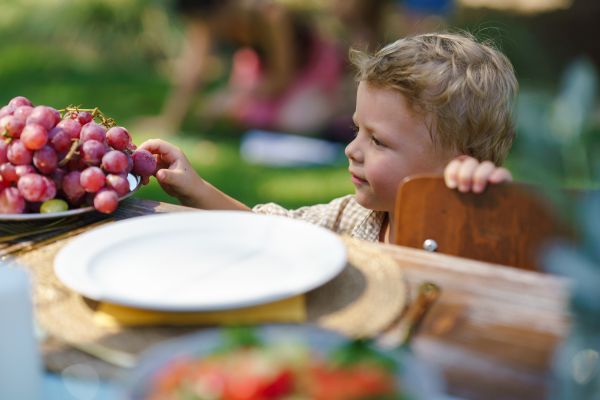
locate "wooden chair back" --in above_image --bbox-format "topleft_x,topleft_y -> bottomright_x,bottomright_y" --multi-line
393,175 -> 576,271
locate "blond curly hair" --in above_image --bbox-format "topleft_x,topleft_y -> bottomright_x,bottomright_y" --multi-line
349,31 -> 518,166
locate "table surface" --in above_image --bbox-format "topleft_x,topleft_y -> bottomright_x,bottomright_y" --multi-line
23,197 -> 574,400
112,197 -> 573,400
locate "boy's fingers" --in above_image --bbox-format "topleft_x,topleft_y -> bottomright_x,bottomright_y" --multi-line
152,154 -> 171,175
139,139 -> 183,164
156,168 -> 183,186
156,169 -> 170,184
488,167 -> 513,184
457,157 -> 479,192
472,161 -> 496,193
444,158 -> 462,189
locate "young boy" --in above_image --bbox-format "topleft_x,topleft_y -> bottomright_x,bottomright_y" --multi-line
139,31 -> 517,243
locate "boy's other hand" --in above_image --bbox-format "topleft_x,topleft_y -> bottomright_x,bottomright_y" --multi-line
444,155 -> 512,193
138,139 -> 202,201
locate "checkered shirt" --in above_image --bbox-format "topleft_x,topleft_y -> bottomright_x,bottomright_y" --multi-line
252,195 -> 386,242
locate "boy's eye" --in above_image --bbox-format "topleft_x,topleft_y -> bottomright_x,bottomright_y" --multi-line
349,124 -> 385,147
372,136 -> 385,147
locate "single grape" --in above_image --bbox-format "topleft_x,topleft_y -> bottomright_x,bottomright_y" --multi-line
122,127 -> 132,141
13,106 -> 33,123
80,166 -> 106,193
77,111 -> 93,125
15,164 -> 36,180
0,163 -> 17,182
80,140 -> 105,165
21,123 -> 48,150
66,193 -> 86,207
0,141 -> 9,164
0,187 -> 26,214
94,188 -> 118,214
124,151 -> 133,174
47,127 -> 72,152
0,177 -> 7,193
0,116 -> 25,138
33,146 -> 58,174
56,150 -> 68,162
7,140 -> 33,165
106,173 -> 129,197
39,176 -> 56,202
48,107 -> 61,127
26,106 -> 55,131
106,127 -> 129,150
40,198 -> 68,213
127,142 -> 137,151
52,167 -> 67,190
9,96 -> 33,108
57,119 -> 82,139
131,149 -> 156,177
62,171 -> 85,199
81,122 -> 106,143
102,150 -> 128,174
0,105 -> 16,118
17,173 -> 47,202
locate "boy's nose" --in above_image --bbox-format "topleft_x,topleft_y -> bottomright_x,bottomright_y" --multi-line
345,138 -> 363,163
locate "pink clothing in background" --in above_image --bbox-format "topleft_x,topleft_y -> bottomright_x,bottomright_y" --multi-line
229,39 -> 344,132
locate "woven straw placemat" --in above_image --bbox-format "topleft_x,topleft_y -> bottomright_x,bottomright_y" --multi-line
10,235 -> 405,378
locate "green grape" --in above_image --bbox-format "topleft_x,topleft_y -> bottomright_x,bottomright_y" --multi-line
40,199 -> 68,213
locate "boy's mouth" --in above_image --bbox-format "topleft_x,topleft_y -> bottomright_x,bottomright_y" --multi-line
349,170 -> 368,185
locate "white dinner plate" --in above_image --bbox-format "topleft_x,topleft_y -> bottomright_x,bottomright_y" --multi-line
54,211 -> 347,311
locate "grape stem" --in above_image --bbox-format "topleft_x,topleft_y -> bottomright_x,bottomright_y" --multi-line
59,104 -> 117,129
0,128 -> 11,144
57,139 -> 81,167
57,103 -> 120,166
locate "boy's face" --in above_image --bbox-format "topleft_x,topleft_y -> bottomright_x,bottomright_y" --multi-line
346,82 -> 452,213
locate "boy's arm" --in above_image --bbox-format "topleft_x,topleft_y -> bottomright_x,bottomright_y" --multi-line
444,155 -> 512,193
139,139 -> 251,211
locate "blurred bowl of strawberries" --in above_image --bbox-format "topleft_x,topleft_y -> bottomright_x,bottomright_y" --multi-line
126,324 -> 446,400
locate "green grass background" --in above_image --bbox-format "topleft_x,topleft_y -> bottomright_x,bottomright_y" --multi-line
2,0 -> 600,212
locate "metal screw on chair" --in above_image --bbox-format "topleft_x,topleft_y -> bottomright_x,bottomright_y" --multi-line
423,239 -> 438,252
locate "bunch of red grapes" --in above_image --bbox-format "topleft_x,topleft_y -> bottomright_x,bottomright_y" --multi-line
0,96 -> 156,215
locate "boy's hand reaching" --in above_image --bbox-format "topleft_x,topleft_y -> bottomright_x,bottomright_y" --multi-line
138,139 -> 251,211
138,139 -> 202,203
444,155 -> 512,193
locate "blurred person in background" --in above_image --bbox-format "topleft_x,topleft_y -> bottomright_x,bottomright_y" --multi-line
139,0 -> 344,136
329,0 -> 390,52
399,0 -> 454,34
329,0 -> 454,51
